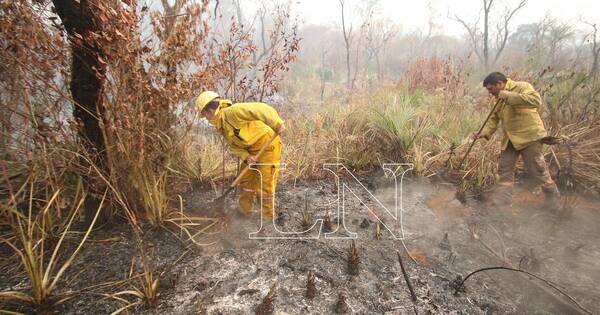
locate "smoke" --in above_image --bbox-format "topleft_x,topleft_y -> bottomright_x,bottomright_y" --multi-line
195,177 -> 599,313
374,180 -> 600,314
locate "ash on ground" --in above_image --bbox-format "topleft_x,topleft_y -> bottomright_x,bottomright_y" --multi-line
2,178 -> 598,314
151,178 -> 599,314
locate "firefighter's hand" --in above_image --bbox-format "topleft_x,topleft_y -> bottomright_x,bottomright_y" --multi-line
277,124 -> 286,135
497,90 -> 510,100
472,133 -> 486,141
246,155 -> 258,164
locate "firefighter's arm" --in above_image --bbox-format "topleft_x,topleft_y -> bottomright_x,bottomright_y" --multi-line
230,145 -> 251,162
500,83 -> 542,109
228,103 -> 285,133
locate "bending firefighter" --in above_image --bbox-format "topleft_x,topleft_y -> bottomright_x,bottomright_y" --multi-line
195,91 -> 285,218
474,72 -> 560,208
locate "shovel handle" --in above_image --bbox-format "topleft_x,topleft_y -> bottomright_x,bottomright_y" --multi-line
230,131 -> 280,188
456,100 -> 501,171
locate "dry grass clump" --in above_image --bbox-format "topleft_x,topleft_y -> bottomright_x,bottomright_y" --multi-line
550,123 -> 600,195
0,184 -> 104,310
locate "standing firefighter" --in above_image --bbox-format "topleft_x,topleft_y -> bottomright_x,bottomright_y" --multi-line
195,91 -> 285,218
474,72 -> 560,207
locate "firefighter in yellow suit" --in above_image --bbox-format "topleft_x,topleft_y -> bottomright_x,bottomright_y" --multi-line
195,91 -> 285,218
475,72 -> 560,208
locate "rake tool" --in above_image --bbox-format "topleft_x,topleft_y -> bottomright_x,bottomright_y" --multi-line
456,100 -> 501,172
211,131 -> 280,212
450,100 -> 501,202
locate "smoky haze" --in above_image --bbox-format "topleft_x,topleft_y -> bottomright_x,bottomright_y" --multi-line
220,0 -> 600,92
294,0 -> 599,36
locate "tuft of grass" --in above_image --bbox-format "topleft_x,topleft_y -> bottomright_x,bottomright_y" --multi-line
0,186 -> 105,310
130,248 -> 160,309
110,245 -> 192,314
130,163 -> 169,227
347,240 -> 360,276
366,92 -> 420,159
168,134 -> 226,183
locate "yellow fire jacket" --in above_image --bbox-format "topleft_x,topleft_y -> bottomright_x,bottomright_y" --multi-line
481,79 -> 547,151
209,100 -> 284,161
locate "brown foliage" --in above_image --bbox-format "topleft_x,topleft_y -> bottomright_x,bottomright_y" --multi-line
0,0 -> 299,227
402,57 -> 466,96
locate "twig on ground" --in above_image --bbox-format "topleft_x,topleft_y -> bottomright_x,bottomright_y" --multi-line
396,251 -> 417,303
400,240 -> 419,265
454,266 -> 592,315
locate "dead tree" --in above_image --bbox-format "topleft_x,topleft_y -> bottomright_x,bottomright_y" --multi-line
233,0 -> 244,24
339,0 -> 353,89
253,3 -> 268,65
510,16 -> 573,67
354,0 -> 397,84
426,0 -> 441,38
213,1 -> 298,101
450,0 -> 526,70
545,18 -> 573,65
52,0 -> 107,219
583,22 -> 600,80
155,0 -> 186,131
255,4 -> 300,101
52,0 -> 106,160
319,48 -> 329,102
160,0 -> 185,82
366,18 -> 398,82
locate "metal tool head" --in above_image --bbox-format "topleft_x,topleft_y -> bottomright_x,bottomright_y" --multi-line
540,136 -> 562,145
210,186 -> 235,213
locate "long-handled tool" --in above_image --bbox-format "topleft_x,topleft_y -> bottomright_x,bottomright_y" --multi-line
211,131 -> 280,212
453,101 -> 501,203
456,100 -> 501,171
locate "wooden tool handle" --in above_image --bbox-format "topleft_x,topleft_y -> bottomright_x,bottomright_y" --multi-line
230,132 -> 280,187
456,100 -> 501,171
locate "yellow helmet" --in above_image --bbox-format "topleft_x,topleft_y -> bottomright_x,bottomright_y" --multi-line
194,91 -> 220,112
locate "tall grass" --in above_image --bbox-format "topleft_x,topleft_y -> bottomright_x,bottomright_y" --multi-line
276,64 -> 600,200
278,85 -> 487,183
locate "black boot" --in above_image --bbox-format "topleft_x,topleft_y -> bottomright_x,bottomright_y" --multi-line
489,186 -> 513,208
542,185 -> 561,212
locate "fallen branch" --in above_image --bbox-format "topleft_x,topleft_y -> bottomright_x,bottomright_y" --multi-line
453,266 -> 592,315
396,251 -> 417,302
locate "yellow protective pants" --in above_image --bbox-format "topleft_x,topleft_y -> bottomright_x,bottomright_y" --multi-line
238,133 -> 282,218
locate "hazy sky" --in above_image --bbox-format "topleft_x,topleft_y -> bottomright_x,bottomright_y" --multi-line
294,0 -> 600,36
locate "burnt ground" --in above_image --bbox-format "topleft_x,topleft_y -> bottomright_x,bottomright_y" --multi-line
1,176 -> 599,314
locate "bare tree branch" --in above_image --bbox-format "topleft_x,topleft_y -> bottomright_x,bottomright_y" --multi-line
450,0 -> 526,69
449,13 -> 484,65
581,20 -> 600,79
493,0 -> 526,64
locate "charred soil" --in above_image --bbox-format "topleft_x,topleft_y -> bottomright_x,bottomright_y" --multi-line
1,178 -> 599,314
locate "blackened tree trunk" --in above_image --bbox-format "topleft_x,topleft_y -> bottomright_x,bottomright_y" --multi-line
52,0 -> 107,222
